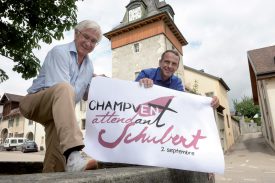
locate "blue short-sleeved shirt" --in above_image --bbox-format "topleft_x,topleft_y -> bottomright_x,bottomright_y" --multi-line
135,67 -> 185,91
27,41 -> 94,103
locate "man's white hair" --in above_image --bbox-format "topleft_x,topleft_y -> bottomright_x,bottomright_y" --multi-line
75,20 -> 102,41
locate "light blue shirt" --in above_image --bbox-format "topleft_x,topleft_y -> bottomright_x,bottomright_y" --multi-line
27,41 -> 94,103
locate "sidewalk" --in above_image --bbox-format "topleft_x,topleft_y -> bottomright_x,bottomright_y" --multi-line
215,132 -> 275,183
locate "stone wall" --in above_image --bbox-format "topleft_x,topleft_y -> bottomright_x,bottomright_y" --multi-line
0,162 -> 214,183
240,117 -> 261,134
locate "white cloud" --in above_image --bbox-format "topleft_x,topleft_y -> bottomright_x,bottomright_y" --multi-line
166,0 -> 275,108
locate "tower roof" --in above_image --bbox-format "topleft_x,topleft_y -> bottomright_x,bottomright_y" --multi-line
104,0 -> 188,50
114,0 -> 175,30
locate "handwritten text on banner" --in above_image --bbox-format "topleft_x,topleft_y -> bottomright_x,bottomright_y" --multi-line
84,77 -> 224,174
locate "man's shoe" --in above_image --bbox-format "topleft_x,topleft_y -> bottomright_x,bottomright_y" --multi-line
65,151 -> 98,172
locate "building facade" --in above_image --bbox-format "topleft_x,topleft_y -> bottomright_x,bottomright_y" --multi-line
183,66 -> 235,152
0,93 -> 45,149
0,93 -> 90,151
76,100 -> 88,137
248,45 -> 275,151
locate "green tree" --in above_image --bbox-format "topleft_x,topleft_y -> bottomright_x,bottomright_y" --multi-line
233,96 -> 260,120
0,0 -> 80,82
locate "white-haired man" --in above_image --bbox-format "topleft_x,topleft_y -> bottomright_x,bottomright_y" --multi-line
20,20 -> 101,172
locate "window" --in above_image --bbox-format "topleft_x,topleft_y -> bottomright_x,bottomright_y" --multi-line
81,119 -> 86,130
8,118 -> 14,128
80,100 -> 86,111
16,117 -> 19,126
18,139 -> 24,143
11,139 -> 17,144
29,120 -> 33,125
205,92 -> 214,97
134,43 -> 140,53
41,136 -> 44,143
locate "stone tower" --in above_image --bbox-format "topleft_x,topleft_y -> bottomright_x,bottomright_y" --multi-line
104,0 -> 188,81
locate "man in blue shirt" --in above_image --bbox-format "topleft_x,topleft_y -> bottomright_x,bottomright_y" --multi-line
136,49 -> 218,181
19,20 -> 101,173
135,50 -> 219,108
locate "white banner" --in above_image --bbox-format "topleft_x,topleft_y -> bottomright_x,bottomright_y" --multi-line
84,77 -> 224,174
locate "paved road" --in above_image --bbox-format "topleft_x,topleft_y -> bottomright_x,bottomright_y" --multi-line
215,132 -> 275,183
0,150 -> 44,162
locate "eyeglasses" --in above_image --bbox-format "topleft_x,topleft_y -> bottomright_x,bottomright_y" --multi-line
78,31 -> 99,46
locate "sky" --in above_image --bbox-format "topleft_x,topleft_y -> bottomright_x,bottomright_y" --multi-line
1,0 -> 275,110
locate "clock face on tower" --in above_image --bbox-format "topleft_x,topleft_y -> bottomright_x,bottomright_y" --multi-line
129,7 -> 141,22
